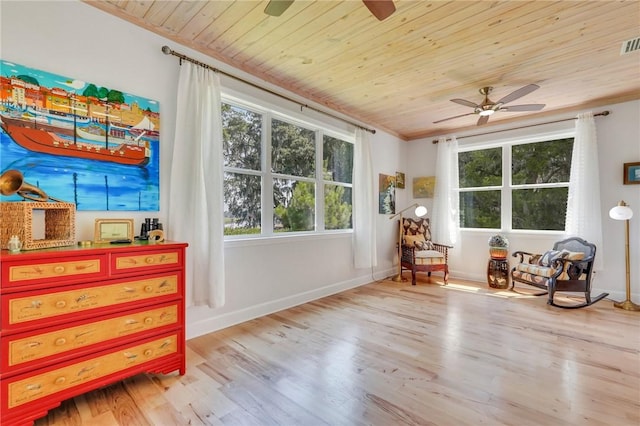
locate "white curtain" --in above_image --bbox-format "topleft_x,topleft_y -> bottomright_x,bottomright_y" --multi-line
168,62 -> 225,307
432,136 -> 460,246
352,128 -> 377,268
565,112 -> 603,271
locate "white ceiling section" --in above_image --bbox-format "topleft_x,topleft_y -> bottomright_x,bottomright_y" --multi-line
85,0 -> 640,140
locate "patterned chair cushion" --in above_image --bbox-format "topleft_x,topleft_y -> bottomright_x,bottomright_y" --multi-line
539,249 -> 585,266
402,217 -> 432,240
414,249 -> 446,265
512,270 -> 552,288
516,263 -> 556,278
515,248 -> 587,285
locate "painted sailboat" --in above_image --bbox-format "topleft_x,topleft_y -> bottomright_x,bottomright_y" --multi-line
129,115 -> 159,141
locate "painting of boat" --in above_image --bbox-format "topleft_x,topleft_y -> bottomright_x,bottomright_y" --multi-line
0,59 -> 160,211
1,114 -> 150,166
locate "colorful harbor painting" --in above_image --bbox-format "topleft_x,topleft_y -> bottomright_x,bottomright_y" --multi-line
0,60 -> 160,211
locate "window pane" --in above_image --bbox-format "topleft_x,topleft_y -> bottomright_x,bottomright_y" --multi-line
271,119 -> 315,178
222,104 -> 262,170
459,190 -> 501,228
513,188 -> 568,230
323,136 -> 353,183
325,184 -> 352,229
273,178 -> 315,232
224,172 -> 261,235
459,148 -> 502,188
512,138 -> 573,185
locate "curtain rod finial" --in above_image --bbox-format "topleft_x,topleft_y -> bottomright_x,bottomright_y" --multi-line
161,46 -> 172,55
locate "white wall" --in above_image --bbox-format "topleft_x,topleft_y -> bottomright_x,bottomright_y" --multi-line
1,1 -> 405,339
3,1 -> 636,341
408,100 -> 640,301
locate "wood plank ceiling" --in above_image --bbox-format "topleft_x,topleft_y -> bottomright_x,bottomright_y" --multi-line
85,1 -> 640,140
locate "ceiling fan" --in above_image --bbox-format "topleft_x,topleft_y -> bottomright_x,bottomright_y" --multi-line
264,0 -> 396,21
434,84 -> 546,126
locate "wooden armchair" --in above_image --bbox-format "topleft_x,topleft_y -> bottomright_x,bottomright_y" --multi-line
511,237 -> 608,308
400,217 -> 451,285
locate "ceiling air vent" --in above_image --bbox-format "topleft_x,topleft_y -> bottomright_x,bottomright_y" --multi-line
620,37 -> 640,55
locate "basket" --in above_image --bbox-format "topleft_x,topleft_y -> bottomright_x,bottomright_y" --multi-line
1,202 -> 76,250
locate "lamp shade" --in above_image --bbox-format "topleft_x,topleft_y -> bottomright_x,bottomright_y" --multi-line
415,205 -> 428,217
609,201 -> 633,221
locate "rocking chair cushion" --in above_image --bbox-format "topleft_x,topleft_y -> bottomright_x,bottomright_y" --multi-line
539,249 -> 585,266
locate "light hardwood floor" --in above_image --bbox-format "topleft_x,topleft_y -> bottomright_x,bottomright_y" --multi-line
35,275 -> 640,426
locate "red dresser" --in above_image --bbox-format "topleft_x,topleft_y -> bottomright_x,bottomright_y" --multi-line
0,241 -> 188,425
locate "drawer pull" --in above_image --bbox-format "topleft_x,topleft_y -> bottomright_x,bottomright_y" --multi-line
54,377 -> 66,385
144,285 -> 154,293
144,257 -> 156,264
55,338 -> 67,346
53,265 -> 65,274
56,300 -> 67,308
144,317 -> 153,325
143,349 -> 153,357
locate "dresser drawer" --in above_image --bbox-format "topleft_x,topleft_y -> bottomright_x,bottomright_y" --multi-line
5,333 -> 179,409
111,248 -> 183,275
3,272 -> 181,329
1,254 -> 108,289
3,302 -> 180,373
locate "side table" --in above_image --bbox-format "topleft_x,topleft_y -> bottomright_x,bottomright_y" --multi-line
487,257 -> 509,289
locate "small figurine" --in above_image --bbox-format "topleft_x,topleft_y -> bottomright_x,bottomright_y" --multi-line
7,235 -> 22,253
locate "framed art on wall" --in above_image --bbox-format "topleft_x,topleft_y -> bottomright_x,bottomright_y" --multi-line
0,59 -> 160,211
413,176 -> 436,198
379,173 -> 396,214
623,162 -> 640,184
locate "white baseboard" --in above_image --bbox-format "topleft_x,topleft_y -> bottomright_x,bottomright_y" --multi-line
186,267 -> 395,340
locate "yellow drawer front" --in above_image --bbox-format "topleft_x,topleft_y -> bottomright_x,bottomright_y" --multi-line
8,334 -> 178,408
114,251 -> 180,271
8,258 -> 102,283
9,275 -> 178,325
8,304 -> 178,367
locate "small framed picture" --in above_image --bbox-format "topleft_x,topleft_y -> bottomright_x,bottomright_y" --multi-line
395,172 -> 405,189
94,219 -> 134,243
623,162 -> 640,185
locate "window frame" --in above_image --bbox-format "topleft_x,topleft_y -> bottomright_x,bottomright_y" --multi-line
457,129 -> 575,234
221,91 -> 355,240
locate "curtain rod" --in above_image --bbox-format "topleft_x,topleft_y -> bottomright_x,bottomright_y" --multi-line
161,46 -> 376,135
432,110 -> 610,144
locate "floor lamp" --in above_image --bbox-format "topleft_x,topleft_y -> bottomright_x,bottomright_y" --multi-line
389,203 -> 427,282
609,200 -> 640,311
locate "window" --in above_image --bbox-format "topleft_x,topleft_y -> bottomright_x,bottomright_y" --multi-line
458,137 -> 574,231
222,100 -> 353,237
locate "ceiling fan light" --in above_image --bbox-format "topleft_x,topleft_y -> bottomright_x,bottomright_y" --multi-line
478,109 -> 495,116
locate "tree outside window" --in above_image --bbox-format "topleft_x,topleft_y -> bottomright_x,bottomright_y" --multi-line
222,101 -> 353,237
458,137 -> 573,231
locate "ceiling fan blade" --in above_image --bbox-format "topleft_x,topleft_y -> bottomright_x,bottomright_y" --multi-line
477,115 -> 490,126
451,98 -> 480,108
433,112 -> 476,124
501,104 -> 546,112
264,0 -> 294,17
496,84 -> 540,104
362,0 -> 396,21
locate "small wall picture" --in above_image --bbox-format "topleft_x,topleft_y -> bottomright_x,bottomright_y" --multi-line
379,173 -> 396,214
413,176 -> 436,198
623,162 -> 640,185
395,172 -> 405,189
